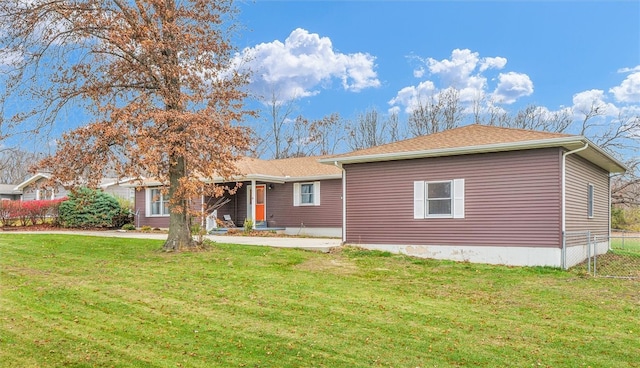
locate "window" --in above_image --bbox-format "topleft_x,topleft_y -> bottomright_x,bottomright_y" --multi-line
587,184 -> 594,218
427,181 -> 452,216
293,182 -> 320,206
414,179 -> 464,219
147,188 -> 170,216
35,189 -> 54,200
301,183 -> 314,205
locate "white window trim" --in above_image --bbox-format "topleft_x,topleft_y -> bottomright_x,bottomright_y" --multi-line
414,179 -> 464,219
146,187 -> 170,217
293,181 -> 321,206
587,183 -> 594,219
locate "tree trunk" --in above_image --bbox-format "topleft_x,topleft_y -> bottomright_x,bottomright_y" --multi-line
163,155 -> 193,251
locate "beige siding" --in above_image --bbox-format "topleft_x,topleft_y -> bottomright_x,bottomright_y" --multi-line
104,185 -> 134,201
21,178 -> 67,201
565,154 -> 609,238
345,148 -> 563,248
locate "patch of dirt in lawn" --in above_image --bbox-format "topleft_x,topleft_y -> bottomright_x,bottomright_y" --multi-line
294,257 -> 358,275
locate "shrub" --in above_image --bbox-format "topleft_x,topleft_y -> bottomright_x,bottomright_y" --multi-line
0,199 -> 66,227
0,200 -> 15,226
58,188 -> 122,228
121,223 -> 136,231
141,225 -> 152,232
243,218 -> 253,233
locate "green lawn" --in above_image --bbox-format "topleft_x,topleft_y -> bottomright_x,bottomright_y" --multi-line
1,235 -> 639,367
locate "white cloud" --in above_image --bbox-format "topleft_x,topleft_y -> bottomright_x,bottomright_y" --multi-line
426,48 -> 480,88
0,48 -> 23,67
610,72 -> 640,103
388,80 -> 436,113
617,65 -> 640,73
571,89 -> 619,117
235,28 -> 380,103
479,56 -> 507,72
390,49 -> 530,114
491,72 -> 534,104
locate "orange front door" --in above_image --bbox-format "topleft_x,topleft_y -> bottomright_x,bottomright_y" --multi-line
255,185 -> 266,222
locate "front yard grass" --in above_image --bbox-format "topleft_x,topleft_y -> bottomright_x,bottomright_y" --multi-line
1,234 -> 639,367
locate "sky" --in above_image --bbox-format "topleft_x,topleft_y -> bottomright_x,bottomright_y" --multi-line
2,0 -> 640,156
231,0 -> 640,148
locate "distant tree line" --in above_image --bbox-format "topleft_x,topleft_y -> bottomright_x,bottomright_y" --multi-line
253,87 -> 639,208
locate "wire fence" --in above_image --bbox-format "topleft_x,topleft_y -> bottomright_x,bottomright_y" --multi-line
564,231 -> 640,279
563,231 -> 595,271
592,233 -> 640,279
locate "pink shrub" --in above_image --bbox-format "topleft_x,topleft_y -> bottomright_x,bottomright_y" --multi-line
0,198 -> 67,227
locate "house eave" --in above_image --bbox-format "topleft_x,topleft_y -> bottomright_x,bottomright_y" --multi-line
14,173 -> 52,191
320,137 -> 627,174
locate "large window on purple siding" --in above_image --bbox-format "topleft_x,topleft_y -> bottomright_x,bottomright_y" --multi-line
146,188 -> 170,217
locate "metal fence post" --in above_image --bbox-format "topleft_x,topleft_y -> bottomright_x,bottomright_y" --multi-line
593,234 -> 597,277
587,231 -> 591,275
561,231 -> 566,270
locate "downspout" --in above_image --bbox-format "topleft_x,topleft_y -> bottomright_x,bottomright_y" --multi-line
561,142 -> 588,268
608,174 -> 612,250
335,161 -> 346,244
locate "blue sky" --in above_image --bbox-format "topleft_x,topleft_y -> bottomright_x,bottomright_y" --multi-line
234,0 -> 640,143
3,1 -> 639,155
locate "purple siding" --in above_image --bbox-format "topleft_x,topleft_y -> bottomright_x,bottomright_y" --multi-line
135,189 -> 169,228
208,179 -> 342,228
265,180 -> 342,228
565,154 -> 609,238
344,148 -> 563,248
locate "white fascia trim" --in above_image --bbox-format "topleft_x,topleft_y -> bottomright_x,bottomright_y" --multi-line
204,174 -> 342,184
14,173 -> 52,191
320,137 -> 626,172
283,174 -> 342,182
100,178 -> 135,188
204,174 -> 286,184
122,181 -> 164,188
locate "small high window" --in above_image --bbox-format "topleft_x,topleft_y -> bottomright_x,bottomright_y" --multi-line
587,184 -> 594,218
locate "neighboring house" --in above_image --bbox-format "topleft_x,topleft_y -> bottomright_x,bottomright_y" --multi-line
132,156 -> 343,237
15,173 -> 134,202
14,173 -> 66,201
100,178 -> 136,202
321,124 -> 626,268
0,184 -> 21,200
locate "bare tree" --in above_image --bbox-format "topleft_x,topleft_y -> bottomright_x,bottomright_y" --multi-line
584,112 -> 640,206
407,88 -> 462,137
264,90 -> 297,159
308,113 -> 344,156
0,148 -> 38,184
1,0 -> 253,250
346,108 -> 389,150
